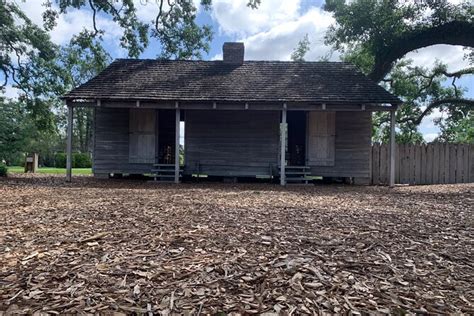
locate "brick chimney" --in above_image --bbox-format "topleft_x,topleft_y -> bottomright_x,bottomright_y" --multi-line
223,42 -> 244,64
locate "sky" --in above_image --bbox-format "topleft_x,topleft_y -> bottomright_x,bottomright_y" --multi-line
4,0 -> 473,142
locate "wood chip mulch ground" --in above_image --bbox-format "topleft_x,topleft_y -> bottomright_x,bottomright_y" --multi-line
0,175 -> 473,315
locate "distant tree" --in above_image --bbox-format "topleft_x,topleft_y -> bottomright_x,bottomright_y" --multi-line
0,99 -> 34,164
291,34 -> 311,62
58,40 -> 112,153
324,0 -> 473,142
0,1 -> 56,89
437,108 -> 474,143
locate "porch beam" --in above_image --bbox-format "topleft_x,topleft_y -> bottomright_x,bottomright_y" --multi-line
66,103 -> 73,182
66,100 -> 398,112
175,104 -> 180,183
280,104 -> 287,186
389,108 -> 396,187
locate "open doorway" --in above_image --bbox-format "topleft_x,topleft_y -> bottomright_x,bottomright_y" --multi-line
287,111 -> 307,166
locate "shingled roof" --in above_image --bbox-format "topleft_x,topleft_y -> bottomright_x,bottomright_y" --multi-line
64,59 -> 401,105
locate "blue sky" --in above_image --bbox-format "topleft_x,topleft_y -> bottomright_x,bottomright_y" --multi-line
4,0 -> 473,141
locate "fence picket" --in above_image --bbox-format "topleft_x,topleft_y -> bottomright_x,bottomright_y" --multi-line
433,143 -> 440,184
428,144 -> 434,184
395,144 -> 400,183
371,143 -> 472,185
462,144 -> 469,183
415,145 -> 422,184
449,144 -> 456,184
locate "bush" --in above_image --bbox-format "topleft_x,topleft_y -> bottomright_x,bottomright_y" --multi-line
54,152 -> 92,168
73,153 -> 92,168
54,153 -> 67,168
0,163 -> 7,177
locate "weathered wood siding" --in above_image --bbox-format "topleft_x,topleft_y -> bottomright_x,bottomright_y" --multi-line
129,108 -> 156,164
372,143 -> 473,185
93,108 -> 373,179
307,112 -> 336,166
94,107 -> 151,175
184,110 -> 280,176
308,111 -> 372,178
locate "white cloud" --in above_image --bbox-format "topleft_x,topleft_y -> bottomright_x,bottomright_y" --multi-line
405,45 -> 470,72
2,85 -> 21,100
242,8 -> 335,61
423,133 -> 439,142
418,107 -> 445,141
210,1 -> 335,62
211,0 -> 302,36
15,1 -> 126,55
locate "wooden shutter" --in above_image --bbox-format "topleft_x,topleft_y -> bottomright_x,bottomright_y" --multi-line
307,111 -> 336,166
129,109 -> 156,163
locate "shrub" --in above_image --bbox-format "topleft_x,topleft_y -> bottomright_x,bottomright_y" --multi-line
73,153 -> 92,168
0,163 -> 7,177
54,152 -> 67,168
54,152 -> 92,168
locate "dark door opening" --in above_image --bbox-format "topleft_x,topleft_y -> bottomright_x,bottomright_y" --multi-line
287,111 -> 307,166
157,109 -> 176,164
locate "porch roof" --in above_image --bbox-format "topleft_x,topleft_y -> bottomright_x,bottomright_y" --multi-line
63,59 -> 401,105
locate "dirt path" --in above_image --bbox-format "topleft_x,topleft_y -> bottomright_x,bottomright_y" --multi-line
1,175 -> 473,314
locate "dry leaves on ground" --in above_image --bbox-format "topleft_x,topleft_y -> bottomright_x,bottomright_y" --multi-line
0,175 -> 473,314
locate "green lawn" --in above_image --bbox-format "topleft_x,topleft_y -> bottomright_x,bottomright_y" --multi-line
8,166 -> 92,175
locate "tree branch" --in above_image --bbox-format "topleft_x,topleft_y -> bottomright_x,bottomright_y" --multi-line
369,21 -> 474,82
399,98 -> 474,125
88,0 -> 100,36
155,0 -> 165,32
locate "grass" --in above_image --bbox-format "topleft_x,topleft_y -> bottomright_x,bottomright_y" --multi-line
7,166 -> 92,175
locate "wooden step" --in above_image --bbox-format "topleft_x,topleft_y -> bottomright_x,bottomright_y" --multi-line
150,169 -> 180,173
284,171 -> 311,175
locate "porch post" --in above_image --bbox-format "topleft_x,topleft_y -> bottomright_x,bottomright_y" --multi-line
389,108 -> 396,187
280,105 -> 287,186
66,103 -> 73,182
175,104 -> 180,184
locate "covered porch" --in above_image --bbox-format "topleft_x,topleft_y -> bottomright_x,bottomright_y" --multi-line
65,100 -> 398,186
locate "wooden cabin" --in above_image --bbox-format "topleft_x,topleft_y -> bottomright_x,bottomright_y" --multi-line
63,42 -> 401,185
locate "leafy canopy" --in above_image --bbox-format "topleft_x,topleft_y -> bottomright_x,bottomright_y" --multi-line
324,0 -> 474,143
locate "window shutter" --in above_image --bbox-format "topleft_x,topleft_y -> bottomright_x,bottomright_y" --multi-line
129,109 -> 156,163
307,111 -> 336,166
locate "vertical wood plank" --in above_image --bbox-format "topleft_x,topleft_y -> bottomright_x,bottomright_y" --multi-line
470,145 -> 474,182
307,111 -> 336,166
426,144 -> 433,185
415,144 -> 421,184
444,143 -> 450,184
456,144 -> 464,183
175,107 -> 180,183
438,143 -> 445,184
395,143 -> 400,184
420,144 -> 426,185
380,144 -> 388,184
449,144 -> 457,184
400,144 -> 407,184
280,108 -> 287,185
389,110 -> 396,187
408,144 -> 415,184
373,144 -> 380,184
66,105 -> 74,182
433,143 -> 440,184
462,144 -> 469,183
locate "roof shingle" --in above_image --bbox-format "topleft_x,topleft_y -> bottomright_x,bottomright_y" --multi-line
64,59 -> 401,105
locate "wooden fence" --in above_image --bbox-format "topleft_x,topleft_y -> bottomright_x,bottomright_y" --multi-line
371,143 -> 474,185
